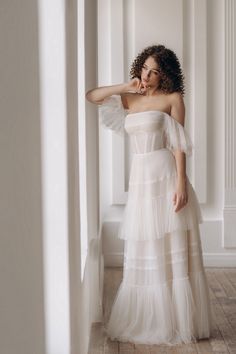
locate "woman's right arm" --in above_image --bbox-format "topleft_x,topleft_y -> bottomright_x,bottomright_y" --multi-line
85,78 -> 147,104
85,83 -> 129,104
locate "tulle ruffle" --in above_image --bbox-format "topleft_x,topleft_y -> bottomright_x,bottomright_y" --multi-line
163,114 -> 194,157
104,270 -> 213,345
98,94 -> 128,135
123,238 -> 202,272
118,174 -> 203,241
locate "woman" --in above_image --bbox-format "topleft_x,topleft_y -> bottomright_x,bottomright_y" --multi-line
86,44 -> 214,346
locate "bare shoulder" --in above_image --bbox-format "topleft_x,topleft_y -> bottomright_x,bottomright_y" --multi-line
169,92 -> 185,126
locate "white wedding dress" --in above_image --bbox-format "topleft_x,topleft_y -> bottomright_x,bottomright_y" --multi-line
99,95 -> 214,346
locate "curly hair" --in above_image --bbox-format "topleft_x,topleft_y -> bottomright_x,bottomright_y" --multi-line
130,44 -> 185,96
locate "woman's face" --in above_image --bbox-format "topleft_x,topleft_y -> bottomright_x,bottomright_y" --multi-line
140,56 -> 161,89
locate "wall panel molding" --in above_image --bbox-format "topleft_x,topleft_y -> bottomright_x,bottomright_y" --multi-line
104,251 -> 236,268
223,0 -> 236,248
109,0 -> 127,205
192,0 -> 207,203
98,0 -> 208,208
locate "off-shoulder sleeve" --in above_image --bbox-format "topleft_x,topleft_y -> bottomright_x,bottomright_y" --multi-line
98,94 -> 127,135
163,115 -> 194,157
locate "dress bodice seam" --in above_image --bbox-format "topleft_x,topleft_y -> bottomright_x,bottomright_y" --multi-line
126,109 -> 170,117
125,110 -> 184,128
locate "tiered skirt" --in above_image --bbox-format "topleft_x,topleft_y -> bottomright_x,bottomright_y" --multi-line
104,148 -> 214,345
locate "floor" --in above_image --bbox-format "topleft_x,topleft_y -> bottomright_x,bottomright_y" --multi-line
88,267 -> 236,354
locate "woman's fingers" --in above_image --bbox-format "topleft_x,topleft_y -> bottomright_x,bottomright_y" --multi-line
173,193 -> 177,203
174,198 -> 183,212
134,79 -> 147,94
174,193 -> 188,212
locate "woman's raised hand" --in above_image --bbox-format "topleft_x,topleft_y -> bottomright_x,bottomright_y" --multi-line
125,78 -> 148,95
86,79 -> 148,104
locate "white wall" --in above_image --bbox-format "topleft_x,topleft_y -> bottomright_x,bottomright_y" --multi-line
68,0 -> 103,354
0,1 -> 46,353
38,0 -> 71,352
0,1 -> 103,353
99,0 -> 236,267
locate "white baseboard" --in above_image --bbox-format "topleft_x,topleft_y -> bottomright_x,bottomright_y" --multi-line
203,253 -> 236,267
104,252 -> 236,268
102,220 -> 236,268
104,252 -> 123,267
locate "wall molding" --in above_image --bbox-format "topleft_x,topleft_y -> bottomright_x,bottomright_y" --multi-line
104,251 -> 236,268
192,0 -> 207,203
223,0 -> 236,248
104,0 -> 208,207
102,219 -> 236,268
110,0 -> 127,205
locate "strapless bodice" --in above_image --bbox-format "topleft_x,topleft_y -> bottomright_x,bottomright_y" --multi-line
99,95 -> 193,157
125,111 -> 167,154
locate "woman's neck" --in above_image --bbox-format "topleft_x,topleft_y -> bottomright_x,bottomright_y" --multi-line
144,86 -> 162,97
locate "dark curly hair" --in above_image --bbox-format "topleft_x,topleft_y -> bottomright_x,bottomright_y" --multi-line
130,44 -> 185,96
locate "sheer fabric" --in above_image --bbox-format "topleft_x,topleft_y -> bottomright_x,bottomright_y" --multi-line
99,94 -> 128,135
99,95 -> 213,345
99,94 -> 193,157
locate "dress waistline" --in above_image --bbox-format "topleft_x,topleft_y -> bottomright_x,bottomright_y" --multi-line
133,148 -> 171,157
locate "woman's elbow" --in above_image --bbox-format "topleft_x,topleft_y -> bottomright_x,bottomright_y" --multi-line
85,90 -> 103,105
85,90 -> 93,102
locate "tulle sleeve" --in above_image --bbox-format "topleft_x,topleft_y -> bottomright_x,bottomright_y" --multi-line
98,94 -> 128,135
163,115 -> 194,157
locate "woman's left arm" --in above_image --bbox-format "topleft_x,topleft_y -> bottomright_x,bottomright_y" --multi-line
170,93 -> 188,212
